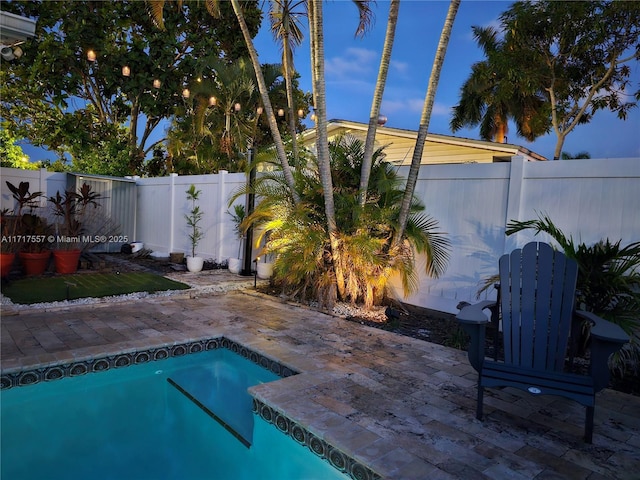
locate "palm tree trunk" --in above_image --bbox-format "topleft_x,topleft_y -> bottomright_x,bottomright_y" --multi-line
282,31 -> 300,161
358,0 -> 400,208
309,0 -> 345,300
230,0 -> 299,203
395,0 -> 460,245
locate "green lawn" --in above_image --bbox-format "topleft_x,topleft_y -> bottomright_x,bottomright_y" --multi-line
2,272 -> 191,305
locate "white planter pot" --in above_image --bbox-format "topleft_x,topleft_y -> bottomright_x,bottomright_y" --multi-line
228,257 -> 242,274
257,262 -> 273,279
186,256 -> 204,273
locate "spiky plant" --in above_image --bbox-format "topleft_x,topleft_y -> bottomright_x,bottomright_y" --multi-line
232,135 -> 450,309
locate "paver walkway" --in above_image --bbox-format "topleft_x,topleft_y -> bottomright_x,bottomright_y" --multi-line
2,288 -> 639,479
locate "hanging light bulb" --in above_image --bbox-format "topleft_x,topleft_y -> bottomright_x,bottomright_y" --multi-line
153,79 -> 161,89
277,108 -> 285,117
234,102 -> 241,112
256,106 -> 263,115
122,66 -> 131,77
86,50 -> 96,62
209,96 -> 217,107
182,88 -> 190,99
297,109 -> 304,118
311,113 -> 317,122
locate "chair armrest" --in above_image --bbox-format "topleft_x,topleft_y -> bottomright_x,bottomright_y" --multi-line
456,301 -> 495,373
575,310 -> 630,392
575,310 -> 629,344
456,300 -> 495,324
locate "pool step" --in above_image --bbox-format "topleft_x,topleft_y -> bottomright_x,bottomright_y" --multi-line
167,366 -> 254,448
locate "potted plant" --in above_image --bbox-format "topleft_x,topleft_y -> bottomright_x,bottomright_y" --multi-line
256,230 -> 274,279
185,184 -> 204,272
1,209 -> 19,278
48,183 -> 101,274
227,204 -> 245,274
6,181 -> 52,276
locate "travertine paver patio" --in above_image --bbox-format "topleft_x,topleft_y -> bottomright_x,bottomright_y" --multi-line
1,286 -> 639,479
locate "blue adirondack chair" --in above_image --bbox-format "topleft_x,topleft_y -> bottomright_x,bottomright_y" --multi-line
456,242 -> 629,443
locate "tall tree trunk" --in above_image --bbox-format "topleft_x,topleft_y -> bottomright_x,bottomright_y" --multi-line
309,0 -> 345,301
282,30 -> 299,161
395,0 -> 460,244
230,0 -> 299,202
358,0 -> 400,208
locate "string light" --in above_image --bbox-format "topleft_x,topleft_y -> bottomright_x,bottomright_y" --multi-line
122,66 -> 131,77
256,106 -> 263,115
209,96 -> 217,106
234,103 -> 241,112
182,88 -> 190,99
86,50 -> 96,62
297,109 -> 304,117
277,108 -> 285,117
153,79 -> 161,89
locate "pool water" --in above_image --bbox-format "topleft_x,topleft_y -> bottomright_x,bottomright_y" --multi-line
1,348 -> 348,480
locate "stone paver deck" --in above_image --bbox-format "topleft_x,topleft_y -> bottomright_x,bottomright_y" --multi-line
1,286 -> 639,479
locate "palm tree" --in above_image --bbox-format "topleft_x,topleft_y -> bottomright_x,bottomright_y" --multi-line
307,0 -> 344,298
395,0 -> 461,245
308,0 -> 375,300
230,0 -> 299,201
358,0 -> 400,208
270,0 -> 306,161
450,26 -> 549,144
232,136 -> 450,308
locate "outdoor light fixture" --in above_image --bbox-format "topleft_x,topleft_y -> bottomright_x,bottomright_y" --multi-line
297,109 -> 304,118
378,115 -> 388,126
256,106 -> 263,115
277,108 -> 285,117
86,49 -> 96,61
234,102 -> 241,112
182,88 -> 190,98
153,79 -> 161,88
209,96 -> 217,106
122,65 -> 131,77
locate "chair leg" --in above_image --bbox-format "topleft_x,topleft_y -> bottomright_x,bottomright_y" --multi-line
585,406 -> 594,444
476,383 -> 484,420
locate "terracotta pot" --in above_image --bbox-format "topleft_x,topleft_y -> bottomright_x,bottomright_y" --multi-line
19,250 -> 51,276
1,252 -> 16,278
53,249 -> 81,274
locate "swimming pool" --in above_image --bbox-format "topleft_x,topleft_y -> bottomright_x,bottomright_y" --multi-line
1,341 -> 356,480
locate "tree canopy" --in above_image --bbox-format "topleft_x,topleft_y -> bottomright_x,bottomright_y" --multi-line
452,0 -> 640,159
0,0 -> 262,175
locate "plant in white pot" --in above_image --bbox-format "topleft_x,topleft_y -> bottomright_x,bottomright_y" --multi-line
227,204 -> 245,274
185,184 -> 205,273
256,231 -> 274,279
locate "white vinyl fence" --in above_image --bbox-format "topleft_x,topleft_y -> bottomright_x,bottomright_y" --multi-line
2,157 -> 639,313
134,171 -> 247,262
393,157 -> 640,312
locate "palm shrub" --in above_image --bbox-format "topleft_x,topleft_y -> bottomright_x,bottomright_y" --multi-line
506,214 -> 640,375
232,136 -> 450,309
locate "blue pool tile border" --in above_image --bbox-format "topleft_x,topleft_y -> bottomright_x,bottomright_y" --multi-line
0,337 -> 380,480
253,398 -> 381,480
0,337 -> 297,390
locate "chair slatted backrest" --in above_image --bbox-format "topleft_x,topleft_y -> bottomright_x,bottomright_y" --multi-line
499,242 -> 578,371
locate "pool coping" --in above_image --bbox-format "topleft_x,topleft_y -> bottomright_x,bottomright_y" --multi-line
1,335 -> 381,480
